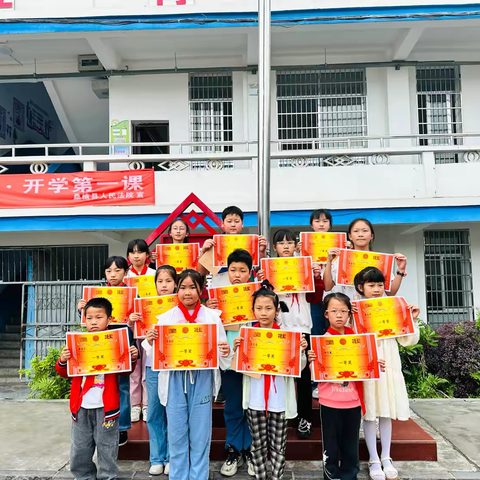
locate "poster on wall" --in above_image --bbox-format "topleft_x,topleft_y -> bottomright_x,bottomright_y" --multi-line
156,0 -> 194,6
13,98 -> 24,132
27,100 -> 53,140
0,0 -> 14,9
110,119 -> 130,156
0,106 -> 6,139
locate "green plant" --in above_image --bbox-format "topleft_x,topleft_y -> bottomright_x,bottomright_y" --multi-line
400,320 -> 453,398
19,346 -> 70,400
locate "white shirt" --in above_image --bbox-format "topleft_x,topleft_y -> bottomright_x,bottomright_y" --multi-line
81,375 -> 105,409
125,266 -> 156,278
249,374 -> 286,413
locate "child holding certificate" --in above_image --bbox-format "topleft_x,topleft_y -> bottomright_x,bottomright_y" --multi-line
126,239 -> 156,424
56,298 -> 138,480
354,267 -> 420,480
323,218 -> 407,301
271,229 -> 324,440
233,281 -> 308,480
142,269 -> 232,480
132,265 -> 177,476
77,256 -> 135,447
205,249 -> 255,477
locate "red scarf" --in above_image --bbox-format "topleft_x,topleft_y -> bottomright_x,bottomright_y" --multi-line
327,326 -> 366,414
253,321 -> 280,415
130,264 -> 148,276
178,301 -> 201,324
107,282 -> 127,287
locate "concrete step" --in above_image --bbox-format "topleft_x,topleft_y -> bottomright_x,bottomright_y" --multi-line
0,349 -> 19,359
0,375 -> 22,384
0,340 -> 21,349
5,324 -> 21,334
0,367 -> 20,377
0,332 -> 21,341
0,357 -> 20,368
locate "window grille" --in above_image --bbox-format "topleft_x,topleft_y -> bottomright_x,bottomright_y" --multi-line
424,230 -> 473,326
276,69 -> 368,167
417,66 -> 463,164
189,73 -> 234,170
0,245 -> 108,282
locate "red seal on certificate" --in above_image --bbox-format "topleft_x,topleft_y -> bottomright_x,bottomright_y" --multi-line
182,327 -> 189,334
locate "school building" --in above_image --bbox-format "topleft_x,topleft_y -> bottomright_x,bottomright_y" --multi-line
0,0 -> 480,380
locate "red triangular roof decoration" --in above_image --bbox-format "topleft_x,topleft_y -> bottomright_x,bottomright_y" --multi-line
145,193 -> 223,246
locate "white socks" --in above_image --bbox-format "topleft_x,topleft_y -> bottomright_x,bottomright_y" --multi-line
364,417 -> 393,472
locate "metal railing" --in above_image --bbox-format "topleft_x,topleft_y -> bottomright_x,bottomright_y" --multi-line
1,133 -> 480,172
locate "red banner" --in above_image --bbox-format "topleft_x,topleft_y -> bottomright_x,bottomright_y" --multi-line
0,169 -> 155,209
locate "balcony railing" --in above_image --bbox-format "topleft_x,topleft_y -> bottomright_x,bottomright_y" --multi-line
0,133 -> 479,173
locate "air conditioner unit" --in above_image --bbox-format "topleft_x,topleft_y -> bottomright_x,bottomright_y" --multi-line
92,79 -> 109,99
78,54 -> 104,72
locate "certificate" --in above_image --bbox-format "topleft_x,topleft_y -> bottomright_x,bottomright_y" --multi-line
133,295 -> 179,339
352,296 -> 415,339
66,328 -> 132,377
310,333 -> 380,382
152,323 -> 218,371
235,327 -> 302,377
301,232 -> 347,264
82,286 -> 137,325
125,275 -> 157,298
156,243 -> 200,272
208,283 -> 261,326
336,249 -> 395,291
261,256 -> 314,294
213,234 -> 260,267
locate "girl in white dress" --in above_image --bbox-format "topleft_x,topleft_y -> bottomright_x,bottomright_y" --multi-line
354,267 -> 420,480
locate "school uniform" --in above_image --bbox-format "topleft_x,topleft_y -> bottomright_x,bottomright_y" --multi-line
142,304 -> 232,480
125,265 -> 156,409
317,327 -> 365,480
242,322 -> 307,480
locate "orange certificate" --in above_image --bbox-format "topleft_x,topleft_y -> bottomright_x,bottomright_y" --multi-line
156,243 -> 200,273
301,232 -> 347,264
213,235 -> 260,268
336,249 -> 395,291
133,295 -> 179,339
125,275 -> 157,298
235,327 -> 302,377
208,283 -> 261,326
152,323 -> 218,371
310,333 -> 380,382
82,286 -> 137,325
261,256 -> 314,294
352,296 -> 415,340
66,327 -> 132,377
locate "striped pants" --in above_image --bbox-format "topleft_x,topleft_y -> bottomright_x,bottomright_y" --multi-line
246,409 -> 288,480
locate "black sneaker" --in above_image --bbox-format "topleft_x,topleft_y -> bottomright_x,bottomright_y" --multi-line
215,391 -> 226,404
220,445 -> 243,476
297,418 -> 312,439
119,431 -> 128,447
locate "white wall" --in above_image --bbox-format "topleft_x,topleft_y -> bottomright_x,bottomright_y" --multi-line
0,82 -> 68,147
3,0 -> 478,20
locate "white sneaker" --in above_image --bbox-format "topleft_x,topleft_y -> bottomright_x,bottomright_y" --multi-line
244,451 -> 255,477
131,405 -> 141,423
164,463 -> 169,475
220,445 -> 244,476
312,387 -> 319,399
142,406 -> 148,422
149,465 -> 164,476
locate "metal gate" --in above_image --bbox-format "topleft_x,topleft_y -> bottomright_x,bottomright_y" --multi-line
20,281 -> 103,370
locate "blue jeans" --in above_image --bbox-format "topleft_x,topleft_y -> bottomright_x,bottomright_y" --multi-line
222,369 -> 252,452
166,370 -> 213,480
146,367 -> 169,465
118,375 -> 131,433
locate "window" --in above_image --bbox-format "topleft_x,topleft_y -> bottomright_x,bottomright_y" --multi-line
276,69 -> 367,166
424,230 -> 473,326
0,245 -> 109,282
189,73 -> 233,170
416,66 -> 463,164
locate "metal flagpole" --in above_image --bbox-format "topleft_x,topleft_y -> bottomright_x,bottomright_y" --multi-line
257,0 -> 272,249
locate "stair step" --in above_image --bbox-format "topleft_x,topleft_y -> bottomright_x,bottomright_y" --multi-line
0,349 -> 19,359
0,376 -> 22,384
5,324 -> 20,334
0,367 -> 20,376
0,340 -> 21,349
0,332 -> 21,341
0,357 -> 19,368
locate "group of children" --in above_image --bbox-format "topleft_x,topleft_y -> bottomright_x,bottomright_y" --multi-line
56,205 -> 419,480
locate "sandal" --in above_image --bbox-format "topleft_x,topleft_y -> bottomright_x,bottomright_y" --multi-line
381,457 -> 398,480
368,460 -> 386,480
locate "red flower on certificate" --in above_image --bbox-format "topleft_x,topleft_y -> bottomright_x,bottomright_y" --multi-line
367,360 -> 377,372
158,351 -> 166,362
259,364 -> 278,373
315,360 -> 326,372
177,359 -> 194,367
91,364 -> 107,371
378,329 -> 394,337
288,356 -> 297,368
241,352 -> 249,364
280,285 -> 295,292
337,371 -> 357,379
118,352 -> 127,363
232,315 -> 247,322
206,348 -> 215,361
357,324 -> 368,334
